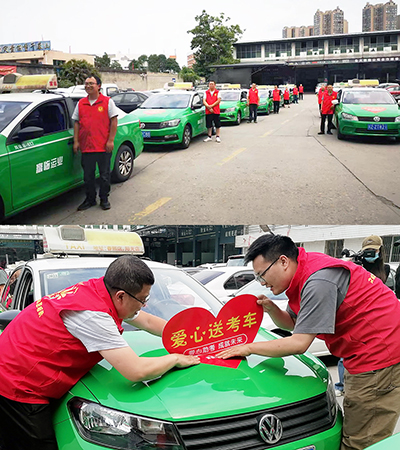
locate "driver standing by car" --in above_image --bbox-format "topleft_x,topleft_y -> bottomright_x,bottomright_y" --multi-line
72,75 -> 119,212
318,84 -> 337,135
0,255 -> 200,450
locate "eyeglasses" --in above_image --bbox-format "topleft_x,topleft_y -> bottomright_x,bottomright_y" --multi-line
254,257 -> 280,284
84,82 -> 97,86
113,287 -> 149,305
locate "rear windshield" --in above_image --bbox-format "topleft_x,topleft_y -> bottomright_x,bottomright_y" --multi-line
343,90 -> 395,105
0,101 -> 30,132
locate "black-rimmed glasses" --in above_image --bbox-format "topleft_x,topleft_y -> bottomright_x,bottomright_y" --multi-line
113,287 -> 149,305
254,257 -> 280,284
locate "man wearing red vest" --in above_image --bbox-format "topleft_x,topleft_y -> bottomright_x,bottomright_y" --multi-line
218,234 -> 400,450
318,83 -> 327,114
203,80 -> 221,143
0,256 -> 199,450
319,84 -> 337,135
299,84 -> 304,100
283,87 -> 290,108
272,86 -> 281,114
247,83 -> 259,123
292,85 -> 299,104
73,76 -> 119,211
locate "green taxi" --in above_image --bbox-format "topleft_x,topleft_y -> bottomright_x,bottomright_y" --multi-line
129,91 -> 206,148
257,89 -> 273,115
0,93 -> 143,221
0,227 -> 343,450
333,88 -> 400,140
219,89 -> 249,124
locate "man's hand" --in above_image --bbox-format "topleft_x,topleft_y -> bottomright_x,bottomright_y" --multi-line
207,106 -> 214,113
73,142 -> 80,154
256,295 -> 278,313
105,140 -> 114,153
174,354 -> 200,368
216,344 -> 251,359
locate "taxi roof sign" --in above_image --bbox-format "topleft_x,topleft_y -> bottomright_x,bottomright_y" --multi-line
347,78 -> 379,87
42,226 -> 144,256
0,73 -> 58,93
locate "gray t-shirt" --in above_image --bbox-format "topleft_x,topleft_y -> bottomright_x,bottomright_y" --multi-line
287,267 -> 351,335
72,97 -> 119,121
60,309 -> 139,353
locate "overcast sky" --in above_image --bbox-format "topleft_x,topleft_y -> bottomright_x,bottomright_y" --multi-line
0,0 -> 389,67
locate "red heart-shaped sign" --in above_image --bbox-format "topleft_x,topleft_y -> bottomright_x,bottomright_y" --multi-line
162,294 -> 263,368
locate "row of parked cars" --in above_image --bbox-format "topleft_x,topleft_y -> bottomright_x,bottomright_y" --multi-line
0,226 -> 343,450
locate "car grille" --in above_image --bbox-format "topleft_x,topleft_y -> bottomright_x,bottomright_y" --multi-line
357,116 -> 398,122
141,122 -> 162,129
174,392 -> 335,450
355,128 -> 398,134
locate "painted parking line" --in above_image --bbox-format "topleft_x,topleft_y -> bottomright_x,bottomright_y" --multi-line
128,197 -> 172,223
281,119 -> 289,125
217,148 -> 246,166
261,130 -> 274,138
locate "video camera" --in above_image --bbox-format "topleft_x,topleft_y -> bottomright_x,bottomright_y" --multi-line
341,248 -> 376,265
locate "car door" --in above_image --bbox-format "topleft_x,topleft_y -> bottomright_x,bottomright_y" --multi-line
189,93 -> 205,136
6,99 -> 79,211
240,90 -> 249,118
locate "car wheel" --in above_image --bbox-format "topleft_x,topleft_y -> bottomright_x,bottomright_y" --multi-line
265,106 -> 270,116
337,127 -> 345,140
236,111 -> 242,125
179,124 -> 192,149
111,144 -> 134,182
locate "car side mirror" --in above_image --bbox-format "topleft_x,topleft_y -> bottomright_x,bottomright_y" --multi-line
331,99 -> 339,105
192,103 -> 203,109
17,126 -> 44,141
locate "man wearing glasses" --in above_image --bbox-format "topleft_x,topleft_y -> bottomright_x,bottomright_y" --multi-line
72,75 -> 119,211
0,255 -> 199,450
218,234 -> 400,450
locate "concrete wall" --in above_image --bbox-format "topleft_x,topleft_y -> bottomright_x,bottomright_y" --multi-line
100,70 -> 183,91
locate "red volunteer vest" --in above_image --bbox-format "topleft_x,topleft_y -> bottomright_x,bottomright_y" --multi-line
293,87 -> 298,95
272,89 -> 281,101
321,91 -> 337,115
283,90 -> 290,100
78,93 -> 111,152
205,89 -> 220,115
286,248 -> 400,374
248,88 -> 259,104
318,88 -> 325,104
0,277 -> 123,403
299,86 -> 304,93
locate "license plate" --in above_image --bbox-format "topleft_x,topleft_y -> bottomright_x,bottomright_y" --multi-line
367,124 -> 387,131
142,131 -> 151,138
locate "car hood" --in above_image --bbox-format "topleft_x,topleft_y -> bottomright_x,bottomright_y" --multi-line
129,108 -> 186,122
342,103 -> 400,117
68,329 -> 329,422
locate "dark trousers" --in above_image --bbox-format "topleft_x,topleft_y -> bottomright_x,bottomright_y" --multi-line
273,101 -> 280,114
299,93 -> 303,100
81,152 -> 111,202
320,114 -> 333,133
293,95 -> 298,104
249,104 -> 258,122
0,395 -> 58,450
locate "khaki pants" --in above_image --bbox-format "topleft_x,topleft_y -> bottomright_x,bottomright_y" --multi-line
341,361 -> 400,450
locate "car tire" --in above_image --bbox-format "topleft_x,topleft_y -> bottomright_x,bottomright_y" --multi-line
265,106 -> 270,116
236,111 -> 242,125
179,124 -> 192,149
111,144 -> 134,182
337,127 -> 345,140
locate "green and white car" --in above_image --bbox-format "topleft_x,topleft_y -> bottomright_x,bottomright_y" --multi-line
0,93 -> 143,221
219,89 -> 249,125
129,91 -> 206,148
0,227 -> 343,450
257,90 -> 273,115
333,88 -> 400,140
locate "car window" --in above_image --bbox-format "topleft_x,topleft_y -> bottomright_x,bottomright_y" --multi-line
223,272 -> 254,290
106,87 -> 119,96
138,94 -> 148,102
343,90 -> 395,105
140,94 -> 191,109
220,91 -> 239,101
192,95 -> 202,108
192,271 -> 224,285
0,101 -> 30,133
111,94 -> 124,102
20,101 -> 68,135
126,93 -> 140,103
0,267 -> 23,310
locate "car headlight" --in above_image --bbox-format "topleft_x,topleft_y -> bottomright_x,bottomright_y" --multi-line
69,398 -> 183,449
160,119 -> 180,128
341,112 -> 358,121
326,374 -> 338,422
395,116 -> 400,122
225,107 -> 236,112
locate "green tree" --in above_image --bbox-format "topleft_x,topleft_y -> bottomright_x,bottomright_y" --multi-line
110,60 -> 122,70
165,58 -> 181,73
137,54 -> 148,70
95,52 -> 111,68
179,66 -> 200,83
58,59 -> 100,88
188,11 -> 243,78
147,54 -> 161,72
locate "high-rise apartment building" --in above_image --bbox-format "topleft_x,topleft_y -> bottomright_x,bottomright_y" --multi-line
362,1 -> 398,31
282,26 -> 314,38
314,7 -> 348,35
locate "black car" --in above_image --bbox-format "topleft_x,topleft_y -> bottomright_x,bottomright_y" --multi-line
111,91 -> 149,113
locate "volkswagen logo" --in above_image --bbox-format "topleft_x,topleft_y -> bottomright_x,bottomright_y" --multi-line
258,413 -> 283,444
373,116 -> 380,122
140,122 -> 146,129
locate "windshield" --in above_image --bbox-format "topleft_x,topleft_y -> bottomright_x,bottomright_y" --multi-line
259,91 -> 270,99
140,94 -> 191,109
0,101 -> 30,132
235,280 -> 288,301
343,90 -> 395,105
39,266 -> 222,322
220,91 -> 240,101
